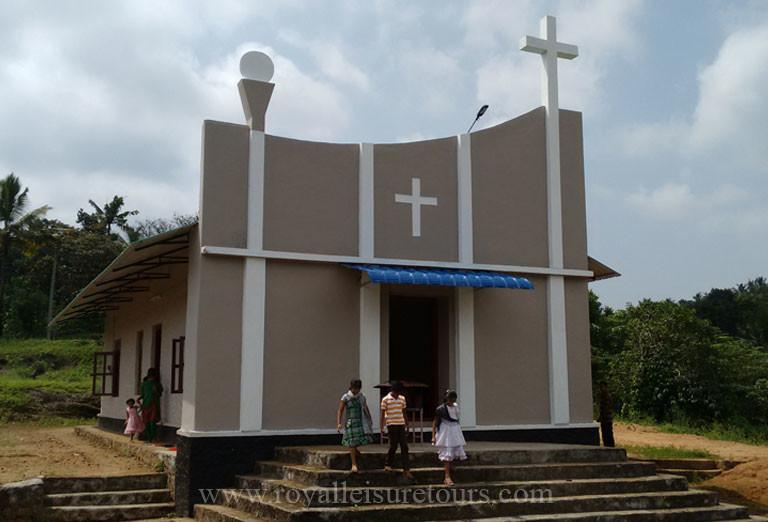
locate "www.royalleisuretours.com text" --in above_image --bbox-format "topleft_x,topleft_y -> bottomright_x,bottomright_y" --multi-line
199,484 -> 553,506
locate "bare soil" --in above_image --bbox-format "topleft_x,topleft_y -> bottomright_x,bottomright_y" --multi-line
615,422 -> 768,511
0,424 -> 152,484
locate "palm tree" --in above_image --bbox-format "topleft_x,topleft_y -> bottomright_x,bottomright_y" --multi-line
77,196 -> 138,238
0,173 -> 50,334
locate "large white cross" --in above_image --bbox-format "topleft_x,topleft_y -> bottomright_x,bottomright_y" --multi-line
395,177 -> 437,237
520,15 -> 577,269
520,16 -> 578,427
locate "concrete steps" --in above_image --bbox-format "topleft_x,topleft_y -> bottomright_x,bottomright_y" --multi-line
192,443 -> 761,522
43,473 -> 174,521
235,473 -> 689,507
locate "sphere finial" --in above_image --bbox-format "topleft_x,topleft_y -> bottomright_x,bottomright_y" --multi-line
239,51 -> 274,82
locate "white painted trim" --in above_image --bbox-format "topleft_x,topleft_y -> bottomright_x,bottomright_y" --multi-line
464,422 -> 595,431
547,275 -> 570,425
247,130 -> 265,250
240,258 -> 266,431
457,133 -> 473,264
176,422 -> 597,438
455,287 -> 477,428
359,283 -> 381,430
200,245 -> 594,279
359,143 -> 374,258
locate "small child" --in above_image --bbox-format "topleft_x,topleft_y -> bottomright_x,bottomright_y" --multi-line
431,390 -> 466,486
337,378 -> 374,473
380,381 -> 413,479
124,398 -> 144,442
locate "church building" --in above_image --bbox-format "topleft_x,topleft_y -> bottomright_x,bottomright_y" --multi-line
51,19 -> 618,513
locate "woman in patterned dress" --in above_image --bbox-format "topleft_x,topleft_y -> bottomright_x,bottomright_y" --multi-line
337,378 -> 374,473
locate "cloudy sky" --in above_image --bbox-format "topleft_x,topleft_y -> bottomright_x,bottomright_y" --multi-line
1,0 -> 766,309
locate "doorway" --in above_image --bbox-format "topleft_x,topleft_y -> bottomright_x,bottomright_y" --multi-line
388,295 -> 447,416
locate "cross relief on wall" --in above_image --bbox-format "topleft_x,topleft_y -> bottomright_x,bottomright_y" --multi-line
394,177 -> 438,237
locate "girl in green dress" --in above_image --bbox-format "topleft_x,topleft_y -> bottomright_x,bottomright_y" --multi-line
139,368 -> 163,443
336,378 -> 373,473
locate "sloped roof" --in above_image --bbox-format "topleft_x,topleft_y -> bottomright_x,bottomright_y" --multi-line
588,256 -> 620,281
49,224 -> 196,326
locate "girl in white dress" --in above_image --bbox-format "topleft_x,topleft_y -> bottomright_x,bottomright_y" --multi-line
431,390 -> 467,485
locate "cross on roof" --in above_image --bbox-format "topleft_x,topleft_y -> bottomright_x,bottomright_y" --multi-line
520,15 -> 578,111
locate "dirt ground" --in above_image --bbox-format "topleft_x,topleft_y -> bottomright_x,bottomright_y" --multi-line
0,424 -> 153,484
615,422 -> 768,512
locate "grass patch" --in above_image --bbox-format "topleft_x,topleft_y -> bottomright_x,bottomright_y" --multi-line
0,338 -> 101,422
618,415 -> 768,447
625,444 -> 718,460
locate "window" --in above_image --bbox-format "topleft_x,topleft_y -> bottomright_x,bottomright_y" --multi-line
171,336 -> 185,393
151,324 -> 162,377
135,331 -> 144,394
93,340 -> 121,397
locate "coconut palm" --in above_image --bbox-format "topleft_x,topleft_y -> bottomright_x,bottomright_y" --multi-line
77,196 -> 138,238
0,173 -> 50,334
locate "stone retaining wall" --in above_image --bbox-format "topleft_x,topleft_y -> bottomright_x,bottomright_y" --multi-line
0,478 -> 45,522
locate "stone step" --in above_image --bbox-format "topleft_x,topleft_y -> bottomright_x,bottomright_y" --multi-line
46,488 -> 172,506
430,502 -> 753,521
47,501 -> 176,521
215,489 -> 720,522
255,460 -> 658,487
275,445 -> 628,470
642,458 -> 720,470
195,503 -> 272,522
43,473 -> 168,494
657,468 -> 722,481
235,473 -> 689,507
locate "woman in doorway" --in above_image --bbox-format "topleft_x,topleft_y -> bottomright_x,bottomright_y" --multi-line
337,378 -> 374,473
139,368 -> 164,443
432,390 -> 467,486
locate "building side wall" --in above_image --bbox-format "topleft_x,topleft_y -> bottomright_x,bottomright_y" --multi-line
471,107 -> 549,268
473,276 -> 551,425
262,260 -> 360,430
373,137 -> 459,262
182,121 -> 250,432
560,110 -> 589,270
101,263 -> 188,427
565,278 -> 594,423
263,136 -> 360,256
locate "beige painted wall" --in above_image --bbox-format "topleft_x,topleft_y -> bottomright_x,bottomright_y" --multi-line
560,110 -> 588,270
262,260 -> 360,430
183,231 -> 244,432
474,276 -> 551,425
374,137 -> 459,262
566,278 -> 594,423
471,108 -> 549,268
263,136 -> 360,256
101,262 -> 188,427
199,120 -> 250,249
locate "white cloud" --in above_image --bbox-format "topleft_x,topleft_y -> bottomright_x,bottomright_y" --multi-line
466,0 -> 642,120
620,21 -> 768,169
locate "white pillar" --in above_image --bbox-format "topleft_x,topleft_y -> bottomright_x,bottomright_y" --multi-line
456,287 -> 477,428
240,129 -> 267,431
359,283 -> 381,429
457,133 -> 473,264
359,143 -> 374,259
240,257 -> 266,431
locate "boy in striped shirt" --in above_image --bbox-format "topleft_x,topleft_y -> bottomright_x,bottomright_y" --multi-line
380,381 -> 412,478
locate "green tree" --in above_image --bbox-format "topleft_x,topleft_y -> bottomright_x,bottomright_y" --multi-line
133,213 -> 197,240
76,196 -> 138,238
0,173 -> 49,336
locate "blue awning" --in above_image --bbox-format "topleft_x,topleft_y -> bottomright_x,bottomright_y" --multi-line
343,264 -> 533,289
